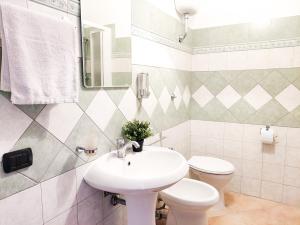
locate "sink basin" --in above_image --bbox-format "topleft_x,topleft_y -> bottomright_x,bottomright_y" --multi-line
84,146 -> 188,225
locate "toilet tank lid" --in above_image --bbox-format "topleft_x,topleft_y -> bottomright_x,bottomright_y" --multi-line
188,156 -> 235,175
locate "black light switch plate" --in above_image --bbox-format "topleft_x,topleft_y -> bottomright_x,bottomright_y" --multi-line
2,148 -> 33,173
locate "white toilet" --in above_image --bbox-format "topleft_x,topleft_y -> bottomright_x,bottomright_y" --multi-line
188,156 -> 235,210
160,178 -> 219,225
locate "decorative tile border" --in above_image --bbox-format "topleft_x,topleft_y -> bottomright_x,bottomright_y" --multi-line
132,26 -> 300,55
30,0 -> 80,16
132,26 -> 193,54
193,37 -> 300,54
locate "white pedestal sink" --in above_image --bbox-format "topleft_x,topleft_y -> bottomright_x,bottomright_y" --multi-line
84,146 -> 188,225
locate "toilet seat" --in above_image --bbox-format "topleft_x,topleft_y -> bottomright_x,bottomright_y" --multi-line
188,156 -> 234,175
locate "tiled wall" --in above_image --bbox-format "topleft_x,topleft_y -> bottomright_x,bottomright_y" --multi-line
191,120 -> 300,206
190,68 -> 300,127
189,11 -> 300,207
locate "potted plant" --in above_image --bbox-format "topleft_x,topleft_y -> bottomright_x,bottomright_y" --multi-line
121,120 -> 153,152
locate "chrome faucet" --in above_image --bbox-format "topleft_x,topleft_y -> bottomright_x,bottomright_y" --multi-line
116,138 -> 140,158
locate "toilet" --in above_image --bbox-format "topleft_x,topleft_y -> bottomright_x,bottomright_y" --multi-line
188,156 -> 235,210
160,178 -> 219,225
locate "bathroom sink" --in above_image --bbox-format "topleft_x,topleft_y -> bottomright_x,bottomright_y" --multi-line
84,146 -> 188,225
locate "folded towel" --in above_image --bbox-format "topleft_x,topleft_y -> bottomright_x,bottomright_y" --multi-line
0,3 -> 78,104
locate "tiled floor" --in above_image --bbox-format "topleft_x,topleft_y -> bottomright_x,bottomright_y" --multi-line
156,192 -> 300,225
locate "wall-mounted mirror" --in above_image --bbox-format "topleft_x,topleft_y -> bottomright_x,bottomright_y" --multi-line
80,0 -> 132,88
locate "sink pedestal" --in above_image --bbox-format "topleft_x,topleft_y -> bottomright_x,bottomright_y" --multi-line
125,192 -> 158,225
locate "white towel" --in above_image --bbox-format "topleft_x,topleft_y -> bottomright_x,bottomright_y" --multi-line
0,3 -> 78,104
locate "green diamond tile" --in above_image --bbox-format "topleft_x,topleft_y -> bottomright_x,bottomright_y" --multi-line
249,69 -> 270,82
65,114 -> 114,162
220,110 -> 239,123
106,88 -> 128,106
41,148 -> 84,182
189,99 -> 211,120
229,99 -> 256,122
246,100 -> 288,125
220,70 -> 241,83
148,68 -> 165,99
150,104 -> 168,132
259,71 -> 290,96
78,86 -> 98,111
204,72 -> 228,95
293,77 -> 300,90
0,170 -> 37,200
13,122 -> 64,182
193,71 -> 211,83
279,68 -> 300,83
190,75 -> 203,94
230,71 -> 257,96
104,110 -> 127,143
203,98 -> 227,121
278,106 -> 300,128
162,68 -> 179,93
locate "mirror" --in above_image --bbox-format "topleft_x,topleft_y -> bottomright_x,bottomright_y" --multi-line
80,0 -> 132,88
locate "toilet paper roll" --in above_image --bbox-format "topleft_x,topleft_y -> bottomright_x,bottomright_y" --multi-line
260,127 -> 274,144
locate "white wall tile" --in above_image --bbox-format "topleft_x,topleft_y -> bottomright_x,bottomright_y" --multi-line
0,185 -> 43,225
118,88 -> 139,120
41,170 -> 77,222
285,147 -> 300,168
192,54 -> 209,71
284,166 -> 300,187
208,52 -> 228,71
261,181 -> 283,202
227,51 -> 248,70
76,163 -> 98,203
132,36 -> 192,71
36,104 -> 83,142
216,86 -> 241,109
286,128 -> 300,148
190,135 -> 206,155
242,142 -> 263,162
242,160 -> 262,179
44,206 -> 78,225
205,138 -> 223,157
223,156 -> 242,175
192,86 -> 214,107
262,163 -> 284,183
224,123 -> 244,141
275,85 -> 300,112
193,47 -> 298,72
283,185 -> 300,207
206,121 -> 224,139
268,47 -> 294,68
103,206 -> 124,225
263,145 -> 286,165
244,49 -> 269,69
86,90 -> 117,131
78,192 -> 103,225
223,140 -> 242,158
0,95 -> 32,159
293,46 -> 300,67
226,175 -> 241,192
190,120 -> 210,136
241,177 -> 261,197
0,0 -> 27,7
243,124 -> 264,143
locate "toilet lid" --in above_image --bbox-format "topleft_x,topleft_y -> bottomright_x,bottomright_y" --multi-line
188,156 -> 234,175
